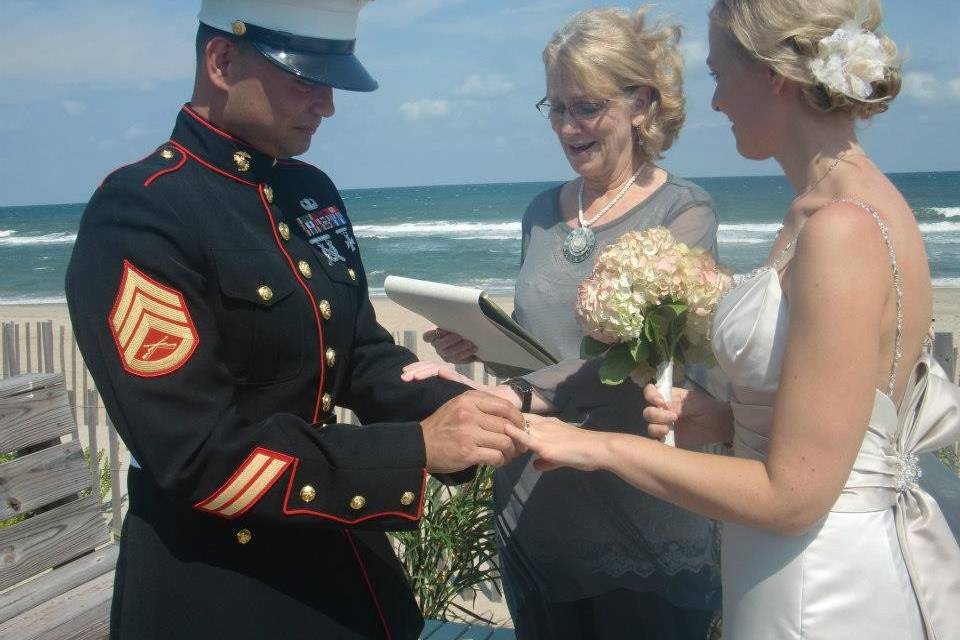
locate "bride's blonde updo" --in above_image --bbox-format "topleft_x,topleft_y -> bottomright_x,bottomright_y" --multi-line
710,0 -> 901,119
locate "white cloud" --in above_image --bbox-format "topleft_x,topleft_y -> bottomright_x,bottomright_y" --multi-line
682,40 -> 708,67
902,72 -> 938,103
949,78 -> 960,102
399,99 -> 450,121
4,0 -> 195,96
125,125 -> 149,140
364,0 -> 465,24
455,74 -> 514,99
62,99 -> 87,115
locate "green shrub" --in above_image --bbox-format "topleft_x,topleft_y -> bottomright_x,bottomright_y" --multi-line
390,466 -> 501,623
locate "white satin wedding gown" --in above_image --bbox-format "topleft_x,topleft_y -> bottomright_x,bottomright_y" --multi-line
711,200 -> 960,639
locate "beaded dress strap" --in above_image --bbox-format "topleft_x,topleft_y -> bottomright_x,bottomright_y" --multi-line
834,199 -> 903,397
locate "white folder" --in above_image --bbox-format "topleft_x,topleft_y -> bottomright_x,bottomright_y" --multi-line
384,275 -> 558,377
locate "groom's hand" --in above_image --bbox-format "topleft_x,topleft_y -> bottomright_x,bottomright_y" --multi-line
420,391 -> 524,473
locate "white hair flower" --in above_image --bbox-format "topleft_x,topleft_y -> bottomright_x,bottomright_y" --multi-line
808,21 -> 893,100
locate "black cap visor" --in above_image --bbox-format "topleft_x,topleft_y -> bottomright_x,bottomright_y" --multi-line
254,42 -> 378,92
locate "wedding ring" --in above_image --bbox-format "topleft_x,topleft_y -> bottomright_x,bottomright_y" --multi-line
522,418 -> 531,434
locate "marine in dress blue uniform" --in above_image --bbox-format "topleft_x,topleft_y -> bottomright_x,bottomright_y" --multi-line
65,2 -> 516,638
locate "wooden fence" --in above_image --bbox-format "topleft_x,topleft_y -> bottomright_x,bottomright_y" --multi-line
0,319 -> 499,537
2,317 -> 958,536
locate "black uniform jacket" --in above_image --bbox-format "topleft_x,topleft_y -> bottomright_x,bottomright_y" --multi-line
66,105 -> 468,640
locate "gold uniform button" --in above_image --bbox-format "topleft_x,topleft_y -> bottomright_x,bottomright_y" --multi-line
321,393 -> 332,413
257,285 -> 273,302
232,20 -> 247,36
325,348 -> 336,368
300,485 -> 317,503
233,150 -> 251,173
346,268 -> 357,282
298,260 -> 313,279
400,491 -> 416,507
159,148 -> 175,160
278,222 -> 291,241
349,495 -> 367,511
236,528 -> 252,545
318,299 -> 332,321
263,185 -> 274,203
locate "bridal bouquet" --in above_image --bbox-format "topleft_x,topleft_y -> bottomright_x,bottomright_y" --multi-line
575,228 -> 731,445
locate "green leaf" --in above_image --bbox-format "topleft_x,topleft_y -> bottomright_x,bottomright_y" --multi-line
663,302 -> 688,318
629,337 -> 650,363
600,343 -> 636,385
580,336 -> 610,359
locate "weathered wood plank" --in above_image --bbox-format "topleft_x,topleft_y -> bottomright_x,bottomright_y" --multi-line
0,568 -> 113,640
422,621 -> 471,640
404,329 -> 418,353
24,324 -> 31,374
0,545 -> 117,624
0,373 -> 63,400
107,416 -> 123,539
0,386 -> 75,454
933,331 -> 956,382
40,322 -> 53,375
0,495 -> 110,591
85,389 -> 100,491
0,441 -> 92,520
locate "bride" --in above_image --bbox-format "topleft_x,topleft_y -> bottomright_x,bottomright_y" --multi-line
509,0 -> 960,637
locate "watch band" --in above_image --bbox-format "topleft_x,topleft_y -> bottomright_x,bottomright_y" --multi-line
506,377 -> 533,413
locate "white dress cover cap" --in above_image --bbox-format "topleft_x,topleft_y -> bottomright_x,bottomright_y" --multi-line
197,0 -> 378,91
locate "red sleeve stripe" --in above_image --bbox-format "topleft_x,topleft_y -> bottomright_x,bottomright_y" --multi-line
195,448 -> 294,518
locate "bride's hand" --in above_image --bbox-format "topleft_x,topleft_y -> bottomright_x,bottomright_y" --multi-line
642,384 -> 733,448
400,361 -> 481,389
506,415 -> 608,472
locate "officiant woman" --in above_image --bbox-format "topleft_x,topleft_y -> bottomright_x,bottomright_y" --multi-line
404,8 -> 722,639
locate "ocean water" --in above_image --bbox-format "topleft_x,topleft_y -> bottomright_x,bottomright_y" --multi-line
1,171 -> 958,304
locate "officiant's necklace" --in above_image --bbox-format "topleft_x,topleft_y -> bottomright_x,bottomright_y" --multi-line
563,163 -> 646,263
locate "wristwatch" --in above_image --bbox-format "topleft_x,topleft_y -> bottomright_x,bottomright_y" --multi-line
505,377 -> 534,412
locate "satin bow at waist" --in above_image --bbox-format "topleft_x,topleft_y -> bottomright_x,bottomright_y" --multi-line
730,354 -> 960,639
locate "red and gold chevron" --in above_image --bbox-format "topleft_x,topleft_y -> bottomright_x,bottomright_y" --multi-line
109,260 -> 198,377
195,448 -> 295,518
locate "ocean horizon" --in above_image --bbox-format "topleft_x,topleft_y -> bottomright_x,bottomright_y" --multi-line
2,170 -> 959,305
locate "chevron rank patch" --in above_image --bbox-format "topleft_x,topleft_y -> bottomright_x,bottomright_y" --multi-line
195,448 -> 295,518
109,260 -> 198,377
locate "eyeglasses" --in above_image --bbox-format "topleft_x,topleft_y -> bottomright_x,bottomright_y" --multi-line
535,98 -> 611,122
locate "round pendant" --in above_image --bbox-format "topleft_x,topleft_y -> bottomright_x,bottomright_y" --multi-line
563,227 -> 597,263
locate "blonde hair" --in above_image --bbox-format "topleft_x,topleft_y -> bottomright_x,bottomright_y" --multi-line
543,7 -> 685,160
710,0 -> 901,119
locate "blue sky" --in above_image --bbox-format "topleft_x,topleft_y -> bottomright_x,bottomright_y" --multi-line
0,0 -> 957,206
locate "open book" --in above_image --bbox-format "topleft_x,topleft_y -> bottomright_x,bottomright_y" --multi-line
383,275 -> 559,377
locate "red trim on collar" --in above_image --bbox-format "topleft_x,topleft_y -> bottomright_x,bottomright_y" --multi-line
144,146 -> 186,187
345,531 -> 393,640
168,140 -> 258,187
181,104 -> 245,144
